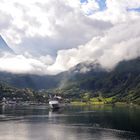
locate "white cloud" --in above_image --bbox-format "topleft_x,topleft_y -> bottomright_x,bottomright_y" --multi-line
0,53 -> 54,75
80,0 -> 99,14
48,19 -> 140,74
0,0 -> 111,55
89,0 -> 140,23
0,0 -> 140,75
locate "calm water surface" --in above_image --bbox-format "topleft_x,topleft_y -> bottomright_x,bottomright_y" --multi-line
0,104 -> 140,140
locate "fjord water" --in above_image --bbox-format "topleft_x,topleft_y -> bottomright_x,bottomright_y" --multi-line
0,105 -> 140,140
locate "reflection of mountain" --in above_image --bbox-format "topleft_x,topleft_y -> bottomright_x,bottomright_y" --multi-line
0,35 -> 14,54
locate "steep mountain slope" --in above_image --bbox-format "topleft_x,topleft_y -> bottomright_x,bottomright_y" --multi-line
0,61 -> 106,90
0,57 -> 139,104
58,58 -> 140,104
0,35 -> 14,54
0,72 -> 60,90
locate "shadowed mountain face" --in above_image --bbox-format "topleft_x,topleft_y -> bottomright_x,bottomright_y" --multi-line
0,72 -> 60,90
0,57 -> 140,104
0,58 -> 139,91
69,61 -> 106,74
0,60 -> 107,90
0,57 -> 140,103
0,35 -> 14,54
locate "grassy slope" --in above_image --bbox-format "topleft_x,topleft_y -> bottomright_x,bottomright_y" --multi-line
54,58 -> 140,105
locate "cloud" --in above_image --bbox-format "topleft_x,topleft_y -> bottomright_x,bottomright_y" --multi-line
48,19 -> 140,74
0,0 -> 112,55
80,0 -> 100,15
0,53 -> 54,75
0,11 -> 13,30
89,0 -> 140,23
0,0 -> 140,75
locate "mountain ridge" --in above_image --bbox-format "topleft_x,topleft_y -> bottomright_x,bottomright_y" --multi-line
0,35 -> 14,54
0,57 -> 139,104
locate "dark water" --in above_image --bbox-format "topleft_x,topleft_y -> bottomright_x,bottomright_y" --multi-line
0,104 -> 140,140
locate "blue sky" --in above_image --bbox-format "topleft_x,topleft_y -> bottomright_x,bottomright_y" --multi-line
80,0 -> 140,13
127,7 -> 140,12
95,0 -> 106,11
80,0 -> 106,11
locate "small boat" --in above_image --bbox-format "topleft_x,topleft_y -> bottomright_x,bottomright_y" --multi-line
49,100 -> 60,109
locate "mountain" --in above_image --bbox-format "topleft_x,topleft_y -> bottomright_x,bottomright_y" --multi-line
69,61 -> 106,73
0,35 -> 14,54
57,58 -> 140,104
0,57 -> 139,104
0,61 -> 105,90
0,72 -> 60,90
0,58 -> 140,91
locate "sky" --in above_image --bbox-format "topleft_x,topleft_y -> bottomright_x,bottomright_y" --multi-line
0,0 -> 140,75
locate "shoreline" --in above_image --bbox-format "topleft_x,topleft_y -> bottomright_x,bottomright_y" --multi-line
70,101 -> 140,107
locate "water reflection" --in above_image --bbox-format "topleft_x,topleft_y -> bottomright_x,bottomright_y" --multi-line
0,121 -> 138,140
0,105 -> 139,140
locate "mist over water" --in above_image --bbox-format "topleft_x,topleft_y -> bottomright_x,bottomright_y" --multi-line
0,105 -> 139,140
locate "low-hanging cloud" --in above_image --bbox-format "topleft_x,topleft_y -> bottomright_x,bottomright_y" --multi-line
47,19 -> 140,74
1,18 -> 140,75
0,0 -> 140,75
0,53 -> 54,75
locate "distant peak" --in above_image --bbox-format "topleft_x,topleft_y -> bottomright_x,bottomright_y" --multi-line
0,35 -> 14,54
70,60 -> 106,74
0,35 -> 3,40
